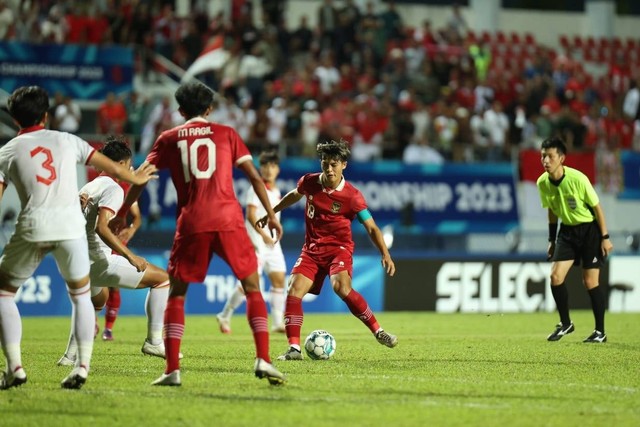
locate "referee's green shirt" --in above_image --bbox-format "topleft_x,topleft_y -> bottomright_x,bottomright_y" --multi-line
536,166 -> 599,225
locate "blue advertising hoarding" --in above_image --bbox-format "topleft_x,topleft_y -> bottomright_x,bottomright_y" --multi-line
137,159 -> 519,234
16,252 -> 384,317
620,150 -> 640,199
0,42 -> 133,100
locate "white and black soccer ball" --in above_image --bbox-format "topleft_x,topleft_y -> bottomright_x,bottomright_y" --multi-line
304,329 -> 336,360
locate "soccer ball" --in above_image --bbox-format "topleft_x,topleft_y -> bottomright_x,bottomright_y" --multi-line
304,330 -> 336,360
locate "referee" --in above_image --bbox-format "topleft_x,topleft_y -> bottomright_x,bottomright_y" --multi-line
537,137 -> 613,343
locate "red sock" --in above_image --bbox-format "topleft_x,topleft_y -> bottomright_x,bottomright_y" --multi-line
245,291 -> 270,362
284,296 -> 303,347
343,290 -> 379,333
105,287 -> 121,330
163,297 -> 185,374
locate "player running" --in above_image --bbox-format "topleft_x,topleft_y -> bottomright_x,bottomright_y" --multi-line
257,139 -> 398,361
119,82 -> 286,386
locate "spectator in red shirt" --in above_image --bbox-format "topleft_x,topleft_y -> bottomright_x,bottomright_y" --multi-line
97,92 -> 127,134
351,95 -> 389,162
65,8 -> 88,44
86,8 -> 110,44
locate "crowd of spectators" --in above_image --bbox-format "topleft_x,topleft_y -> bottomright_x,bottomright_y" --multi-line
2,0 -> 640,192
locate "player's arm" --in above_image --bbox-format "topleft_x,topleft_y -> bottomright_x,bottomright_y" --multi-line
88,152 -> 158,186
592,203 -> 613,257
547,209 -> 558,260
255,188 -> 304,229
237,160 -> 284,241
79,192 -> 90,211
247,204 -> 275,246
359,211 -> 395,276
273,188 -> 304,213
117,202 -> 142,244
95,207 -> 148,272
0,182 -> 6,203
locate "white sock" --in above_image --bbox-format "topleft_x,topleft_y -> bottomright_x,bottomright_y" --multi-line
220,284 -> 245,319
68,284 -> 94,371
146,284 -> 169,345
270,287 -> 285,327
63,312 -> 78,359
0,289 -> 22,371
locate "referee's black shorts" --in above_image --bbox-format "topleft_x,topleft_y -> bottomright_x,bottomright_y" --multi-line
552,221 -> 603,269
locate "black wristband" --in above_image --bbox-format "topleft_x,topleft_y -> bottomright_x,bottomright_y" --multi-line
548,223 -> 557,242
601,234 -> 610,240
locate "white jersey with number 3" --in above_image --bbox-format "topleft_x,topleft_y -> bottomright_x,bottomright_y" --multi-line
0,128 -> 95,242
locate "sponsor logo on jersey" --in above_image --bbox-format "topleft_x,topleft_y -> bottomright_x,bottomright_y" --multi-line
567,196 -> 577,209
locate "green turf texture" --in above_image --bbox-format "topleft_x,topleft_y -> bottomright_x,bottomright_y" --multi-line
1,311 -> 638,427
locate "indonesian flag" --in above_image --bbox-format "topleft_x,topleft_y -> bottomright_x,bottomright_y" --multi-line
181,35 -> 230,82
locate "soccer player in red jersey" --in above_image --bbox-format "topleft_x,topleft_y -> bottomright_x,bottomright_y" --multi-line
119,82 -> 286,386
257,139 -> 398,361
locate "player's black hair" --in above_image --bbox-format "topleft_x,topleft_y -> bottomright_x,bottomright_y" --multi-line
174,81 -> 214,119
100,135 -> 132,162
7,86 -> 50,128
541,136 -> 567,156
259,150 -> 280,165
317,139 -> 351,162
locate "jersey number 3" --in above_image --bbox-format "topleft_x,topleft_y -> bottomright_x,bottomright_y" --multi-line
178,138 -> 216,183
30,146 -> 57,186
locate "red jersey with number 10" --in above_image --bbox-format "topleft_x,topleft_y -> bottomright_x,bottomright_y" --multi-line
146,117 -> 252,237
297,172 -> 367,254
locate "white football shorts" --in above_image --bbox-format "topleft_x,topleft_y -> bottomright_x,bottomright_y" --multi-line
89,254 -> 145,289
258,243 -> 286,276
0,234 -> 90,288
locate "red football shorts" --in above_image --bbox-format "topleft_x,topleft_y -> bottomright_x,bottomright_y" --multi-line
291,246 -> 353,295
168,229 -> 258,283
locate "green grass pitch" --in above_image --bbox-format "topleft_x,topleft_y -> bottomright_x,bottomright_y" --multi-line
1,311 -> 638,427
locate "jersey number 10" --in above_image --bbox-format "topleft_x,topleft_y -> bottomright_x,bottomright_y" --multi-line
177,138 -> 217,183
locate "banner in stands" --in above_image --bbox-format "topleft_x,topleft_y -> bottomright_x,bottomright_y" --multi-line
0,42 -> 133,100
16,252 -> 383,317
384,256 -> 633,312
138,159 -> 520,233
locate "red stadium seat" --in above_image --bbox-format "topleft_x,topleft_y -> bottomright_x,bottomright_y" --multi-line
510,32 -> 521,45
583,73 -> 593,86
625,38 -> 637,51
583,48 -> 594,62
466,29 -> 477,44
585,36 -> 596,49
524,33 -> 535,45
495,31 -> 506,44
612,37 -> 622,49
596,47 -> 610,63
559,34 -> 570,49
490,43 -> 500,58
573,35 -> 583,48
